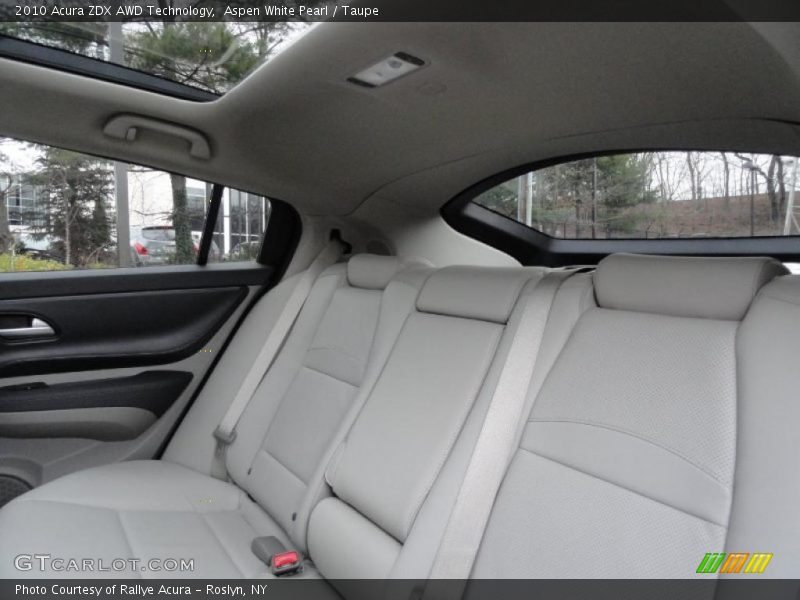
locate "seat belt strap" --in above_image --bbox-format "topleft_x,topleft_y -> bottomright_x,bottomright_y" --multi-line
210,239 -> 344,481
425,271 -> 570,596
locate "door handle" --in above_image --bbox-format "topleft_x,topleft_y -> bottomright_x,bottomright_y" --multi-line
0,318 -> 56,339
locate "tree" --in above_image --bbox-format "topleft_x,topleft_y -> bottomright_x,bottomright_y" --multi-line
776,157 -> 787,216
89,190 -> 112,262
654,152 -> 686,203
720,152 -> 731,208
123,20 -> 302,261
0,23 -> 108,56
0,25 -> 114,263
766,155 -> 787,222
686,152 -> 698,202
0,20 -> 308,262
30,146 -> 113,267
594,153 -> 657,236
124,21 -> 295,95
474,182 -> 518,219
0,145 -> 17,254
734,153 -> 781,222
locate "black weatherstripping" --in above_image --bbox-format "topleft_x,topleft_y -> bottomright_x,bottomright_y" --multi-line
441,150 -> 800,266
0,371 -> 192,417
197,184 -> 224,266
0,262 -> 274,300
0,286 -> 247,377
0,35 -> 218,102
257,198 -> 302,281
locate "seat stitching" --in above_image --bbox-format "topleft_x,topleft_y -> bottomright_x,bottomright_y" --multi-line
243,365 -> 355,478
240,273 -> 346,478
10,497 -> 236,514
528,417 -> 731,488
299,363 -> 359,388
299,281 -> 409,540
255,447 -> 308,487
525,418 -> 731,490
519,446 -> 728,528
7,501 -> 250,578
251,365 -> 357,481
258,365 -> 355,455
748,261 -> 768,307
306,345 -> 363,364
401,323 -> 504,538
304,347 -> 365,384
199,512 -> 247,578
758,290 -> 800,306
115,511 -> 142,579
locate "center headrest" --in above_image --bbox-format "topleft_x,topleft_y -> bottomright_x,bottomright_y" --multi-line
416,266 -> 538,324
347,254 -> 401,290
594,253 -> 788,320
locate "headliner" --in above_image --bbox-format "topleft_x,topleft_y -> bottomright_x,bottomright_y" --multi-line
0,22 -> 798,218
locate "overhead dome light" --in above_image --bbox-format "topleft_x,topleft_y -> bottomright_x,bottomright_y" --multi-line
348,52 -> 425,88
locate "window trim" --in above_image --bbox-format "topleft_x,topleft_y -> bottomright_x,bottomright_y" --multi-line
442,149 -> 800,267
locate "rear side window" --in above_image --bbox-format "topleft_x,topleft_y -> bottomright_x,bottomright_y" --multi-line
0,135 -> 270,272
473,151 -> 800,239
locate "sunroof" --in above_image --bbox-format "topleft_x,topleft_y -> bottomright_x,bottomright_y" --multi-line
0,21 -> 315,97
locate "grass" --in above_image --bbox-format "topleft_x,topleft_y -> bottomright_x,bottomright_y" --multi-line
0,253 -> 70,272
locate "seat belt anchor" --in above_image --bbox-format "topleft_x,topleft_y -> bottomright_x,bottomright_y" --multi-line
213,426 -> 237,447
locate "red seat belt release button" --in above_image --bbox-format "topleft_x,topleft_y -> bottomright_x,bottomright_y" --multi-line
271,550 -> 302,576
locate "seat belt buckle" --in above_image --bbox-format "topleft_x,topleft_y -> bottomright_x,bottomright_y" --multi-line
213,426 -> 237,447
251,536 -> 303,577
270,550 -> 303,577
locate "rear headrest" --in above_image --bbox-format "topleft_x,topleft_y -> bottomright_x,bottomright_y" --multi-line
416,266 -> 536,324
594,253 -> 788,320
347,254 -> 401,290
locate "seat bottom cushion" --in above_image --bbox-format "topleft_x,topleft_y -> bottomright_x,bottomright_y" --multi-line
0,460 -> 294,578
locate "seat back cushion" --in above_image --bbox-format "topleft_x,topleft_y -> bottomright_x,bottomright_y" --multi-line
724,274 -> 800,577
472,254 -> 786,578
309,266 -> 539,580
227,256 -> 400,549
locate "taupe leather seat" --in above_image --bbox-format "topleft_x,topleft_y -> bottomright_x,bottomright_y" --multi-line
470,254 -> 794,579
2,252 -> 798,587
0,254 -> 429,578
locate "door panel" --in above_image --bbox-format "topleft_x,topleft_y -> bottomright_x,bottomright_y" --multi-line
0,371 -> 193,440
0,130 -> 302,507
0,286 -> 246,376
0,263 -> 275,502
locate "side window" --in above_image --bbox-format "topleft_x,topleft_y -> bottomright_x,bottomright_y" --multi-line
473,151 -> 800,240
0,135 -> 269,272
208,189 -> 270,264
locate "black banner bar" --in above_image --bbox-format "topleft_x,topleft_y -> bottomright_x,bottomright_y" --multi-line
1,0 -> 800,22
4,580 -> 800,600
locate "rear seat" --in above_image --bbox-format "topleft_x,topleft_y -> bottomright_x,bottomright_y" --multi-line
1,251 -> 798,585
0,253 -> 429,578
307,266 -> 547,588
725,271 -> 800,577
468,254 -> 791,579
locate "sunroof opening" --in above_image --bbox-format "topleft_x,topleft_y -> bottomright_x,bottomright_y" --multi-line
0,21 -> 316,97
